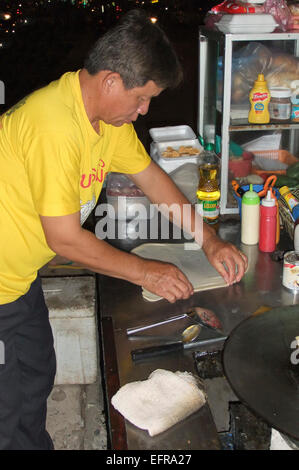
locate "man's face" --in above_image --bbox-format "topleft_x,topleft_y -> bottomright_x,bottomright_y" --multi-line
102,77 -> 164,127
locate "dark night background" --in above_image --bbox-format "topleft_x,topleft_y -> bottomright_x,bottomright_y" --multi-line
0,0 -> 218,150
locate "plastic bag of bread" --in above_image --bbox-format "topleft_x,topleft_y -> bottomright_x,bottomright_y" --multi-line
229,42 -> 299,104
230,43 -> 273,104
266,51 -> 299,88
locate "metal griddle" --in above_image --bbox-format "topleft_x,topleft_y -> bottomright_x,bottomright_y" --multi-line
223,305 -> 299,441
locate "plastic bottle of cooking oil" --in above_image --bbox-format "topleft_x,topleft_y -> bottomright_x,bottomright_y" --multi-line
248,73 -> 270,124
196,144 -> 220,224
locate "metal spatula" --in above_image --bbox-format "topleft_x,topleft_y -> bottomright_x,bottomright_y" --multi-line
126,307 -> 224,336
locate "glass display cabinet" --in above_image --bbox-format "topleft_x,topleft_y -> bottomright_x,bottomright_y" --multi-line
198,28 -> 299,214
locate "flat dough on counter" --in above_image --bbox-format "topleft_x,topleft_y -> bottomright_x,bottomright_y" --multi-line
131,243 -> 228,302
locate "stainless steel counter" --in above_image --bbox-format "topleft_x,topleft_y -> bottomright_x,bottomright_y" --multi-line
96,216 -> 298,450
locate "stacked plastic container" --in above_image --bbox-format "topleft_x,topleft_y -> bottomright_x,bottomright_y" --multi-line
150,125 -> 203,174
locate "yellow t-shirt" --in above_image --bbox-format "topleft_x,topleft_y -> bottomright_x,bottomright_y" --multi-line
0,71 -> 151,304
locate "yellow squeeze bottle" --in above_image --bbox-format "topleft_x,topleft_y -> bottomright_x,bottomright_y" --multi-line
248,74 -> 270,124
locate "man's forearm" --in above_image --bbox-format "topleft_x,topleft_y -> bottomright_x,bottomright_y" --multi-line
49,226 -> 146,285
130,162 -> 218,248
40,210 -> 195,303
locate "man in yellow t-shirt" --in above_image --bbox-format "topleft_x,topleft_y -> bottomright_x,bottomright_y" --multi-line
0,10 -> 247,449
0,70 -> 153,305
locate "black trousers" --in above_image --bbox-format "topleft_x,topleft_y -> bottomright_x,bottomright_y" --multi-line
0,276 -> 56,450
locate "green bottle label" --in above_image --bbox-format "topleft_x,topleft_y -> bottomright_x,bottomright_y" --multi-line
197,199 -> 220,223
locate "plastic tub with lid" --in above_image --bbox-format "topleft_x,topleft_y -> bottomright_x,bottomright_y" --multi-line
269,87 -> 292,122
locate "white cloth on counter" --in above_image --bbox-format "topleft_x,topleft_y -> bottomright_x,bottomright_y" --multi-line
111,368 -> 206,437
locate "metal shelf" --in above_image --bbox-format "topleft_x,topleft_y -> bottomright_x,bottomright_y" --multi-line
229,121 -> 299,132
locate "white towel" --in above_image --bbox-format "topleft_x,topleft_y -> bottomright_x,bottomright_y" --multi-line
111,369 -> 206,437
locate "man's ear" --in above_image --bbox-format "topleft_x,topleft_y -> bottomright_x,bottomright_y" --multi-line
102,72 -> 122,95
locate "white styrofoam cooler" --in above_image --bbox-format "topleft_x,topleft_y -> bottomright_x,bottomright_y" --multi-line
42,276 -> 97,385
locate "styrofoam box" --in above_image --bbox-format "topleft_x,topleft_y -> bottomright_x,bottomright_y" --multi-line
149,125 -> 196,142
216,14 -> 278,34
151,138 -> 203,173
42,276 -> 97,385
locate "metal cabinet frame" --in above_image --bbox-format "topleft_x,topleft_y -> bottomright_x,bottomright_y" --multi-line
198,29 -> 299,214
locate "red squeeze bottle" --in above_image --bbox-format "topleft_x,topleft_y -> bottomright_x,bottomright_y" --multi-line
259,190 -> 277,253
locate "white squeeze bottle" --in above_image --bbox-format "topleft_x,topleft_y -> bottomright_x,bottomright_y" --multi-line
241,184 -> 260,245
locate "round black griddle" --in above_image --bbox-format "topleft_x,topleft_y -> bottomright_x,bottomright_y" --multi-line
223,305 -> 299,441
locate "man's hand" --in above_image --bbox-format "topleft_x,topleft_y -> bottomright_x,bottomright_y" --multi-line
202,233 -> 248,286
140,259 -> 194,304
131,161 -> 248,288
